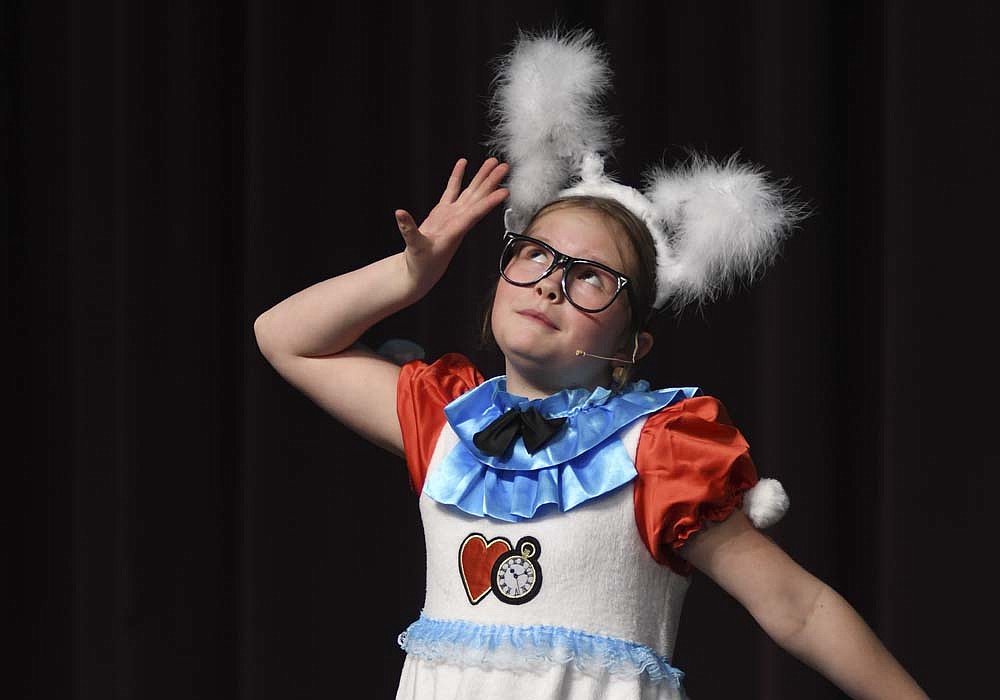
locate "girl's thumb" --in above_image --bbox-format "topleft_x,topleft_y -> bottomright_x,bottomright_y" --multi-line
395,210 -> 420,245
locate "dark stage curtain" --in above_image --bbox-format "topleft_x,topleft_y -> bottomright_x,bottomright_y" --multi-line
11,2 -> 996,698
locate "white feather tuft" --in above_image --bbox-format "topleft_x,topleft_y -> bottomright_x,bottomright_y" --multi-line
488,29 -> 614,231
645,154 -> 807,311
741,477 -> 789,529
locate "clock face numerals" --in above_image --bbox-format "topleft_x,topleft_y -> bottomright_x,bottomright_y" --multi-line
496,556 -> 536,598
490,536 -> 543,605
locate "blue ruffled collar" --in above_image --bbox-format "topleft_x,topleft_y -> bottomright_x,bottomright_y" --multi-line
422,376 -> 700,521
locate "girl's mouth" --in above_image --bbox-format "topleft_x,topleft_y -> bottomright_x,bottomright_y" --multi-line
518,310 -> 559,330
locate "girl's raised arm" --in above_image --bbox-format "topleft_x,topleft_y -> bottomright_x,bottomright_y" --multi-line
253,157 -> 508,456
681,511 -> 928,700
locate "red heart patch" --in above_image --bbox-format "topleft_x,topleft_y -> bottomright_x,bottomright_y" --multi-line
459,534 -> 512,604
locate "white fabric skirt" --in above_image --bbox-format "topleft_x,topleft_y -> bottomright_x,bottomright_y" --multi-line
396,655 -> 688,700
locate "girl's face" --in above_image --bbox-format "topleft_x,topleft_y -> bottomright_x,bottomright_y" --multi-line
491,207 -> 637,397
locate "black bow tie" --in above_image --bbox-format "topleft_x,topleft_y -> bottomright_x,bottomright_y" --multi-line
472,407 -> 567,457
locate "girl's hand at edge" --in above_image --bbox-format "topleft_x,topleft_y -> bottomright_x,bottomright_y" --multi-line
395,157 -> 509,295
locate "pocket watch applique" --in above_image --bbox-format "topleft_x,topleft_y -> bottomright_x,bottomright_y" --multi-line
459,533 -> 543,606
491,536 -> 542,604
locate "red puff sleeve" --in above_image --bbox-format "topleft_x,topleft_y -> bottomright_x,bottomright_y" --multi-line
633,395 -> 758,575
396,353 -> 484,495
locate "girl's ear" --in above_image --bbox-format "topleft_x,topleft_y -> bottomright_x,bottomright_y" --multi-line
616,331 -> 654,364
634,331 -> 654,362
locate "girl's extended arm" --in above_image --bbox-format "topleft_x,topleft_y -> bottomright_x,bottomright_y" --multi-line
253,157 -> 508,455
681,511 -> 928,700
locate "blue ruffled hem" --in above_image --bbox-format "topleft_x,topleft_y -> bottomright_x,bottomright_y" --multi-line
397,614 -> 685,688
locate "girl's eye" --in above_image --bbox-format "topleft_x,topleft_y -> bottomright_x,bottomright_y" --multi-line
520,246 -> 549,264
575,267 -> 606,289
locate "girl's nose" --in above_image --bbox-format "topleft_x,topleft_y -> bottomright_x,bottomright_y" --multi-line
534,272 -> 563,302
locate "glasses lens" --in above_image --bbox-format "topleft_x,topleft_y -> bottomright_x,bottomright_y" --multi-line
501,237 -> 622,311
502,238 -> 555,284
564,262 -> 619,311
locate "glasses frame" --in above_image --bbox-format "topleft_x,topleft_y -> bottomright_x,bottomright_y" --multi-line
499,232 -> 635,314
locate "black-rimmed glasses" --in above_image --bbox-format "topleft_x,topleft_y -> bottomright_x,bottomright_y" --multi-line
499,233 -> 634,313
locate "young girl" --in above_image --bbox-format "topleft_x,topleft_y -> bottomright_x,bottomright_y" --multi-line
253,31 -> 927,700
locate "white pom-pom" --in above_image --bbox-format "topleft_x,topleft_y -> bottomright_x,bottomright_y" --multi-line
741,477 -> 789,529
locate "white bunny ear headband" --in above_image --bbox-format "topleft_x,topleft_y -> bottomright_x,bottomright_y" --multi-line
488,29 -> 808,314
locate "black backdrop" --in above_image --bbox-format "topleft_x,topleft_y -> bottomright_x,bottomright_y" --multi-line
11,1 -> 997,698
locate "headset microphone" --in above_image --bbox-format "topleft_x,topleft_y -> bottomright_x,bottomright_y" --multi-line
575,332 -> 641,364
575,349 -> 634,363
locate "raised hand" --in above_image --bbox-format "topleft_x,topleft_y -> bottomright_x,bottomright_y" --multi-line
395,157 -> 509,294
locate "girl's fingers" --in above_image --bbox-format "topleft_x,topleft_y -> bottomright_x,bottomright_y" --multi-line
439,158 -> 467,204
464,187 -> 510,227
483,186 -> 510,214
405,159 -> 508,246
480,161 -> 509,193
463,157 -> 500,197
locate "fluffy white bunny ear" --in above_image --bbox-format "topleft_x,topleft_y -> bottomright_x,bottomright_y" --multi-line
741,477 -> 789,529
488,28 -> 614,232
645,154 -> 808,311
